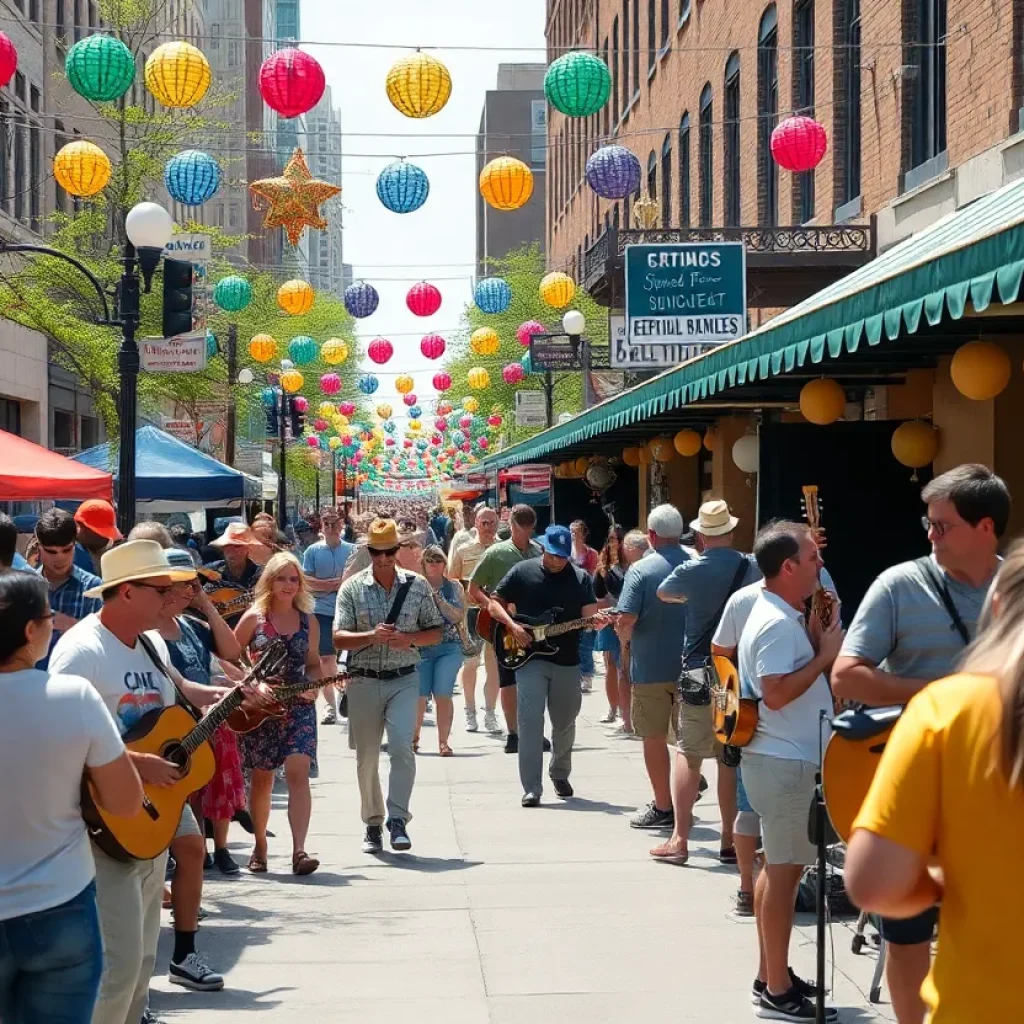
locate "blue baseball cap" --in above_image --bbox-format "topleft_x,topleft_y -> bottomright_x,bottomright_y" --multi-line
539,524 -> 572,559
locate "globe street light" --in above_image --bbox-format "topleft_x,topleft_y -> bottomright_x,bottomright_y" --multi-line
562,309 -> 586,336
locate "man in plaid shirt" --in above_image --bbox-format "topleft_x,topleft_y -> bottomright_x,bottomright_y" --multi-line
34,509 -> 102,668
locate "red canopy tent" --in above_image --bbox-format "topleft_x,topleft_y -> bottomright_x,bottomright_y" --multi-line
1,429 -> 113,501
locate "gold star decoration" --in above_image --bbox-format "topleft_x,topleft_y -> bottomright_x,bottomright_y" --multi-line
248,147 -> 341,247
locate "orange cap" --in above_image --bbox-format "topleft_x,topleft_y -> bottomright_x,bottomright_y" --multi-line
74,499 -> 122,542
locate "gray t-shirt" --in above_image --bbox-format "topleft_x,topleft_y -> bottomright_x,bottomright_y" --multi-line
840,555 -> 994,683
657,548 -> 761,668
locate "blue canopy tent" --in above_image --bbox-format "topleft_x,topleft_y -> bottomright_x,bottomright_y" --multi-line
73,425 -> 262,512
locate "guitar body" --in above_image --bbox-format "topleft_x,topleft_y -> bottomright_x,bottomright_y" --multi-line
82,706 -> 215,862
475,606 -> 494,643
204,584 -> 253,616
710,654 -> 759,746
225,701 -> 286,733
492,612 -> 560,671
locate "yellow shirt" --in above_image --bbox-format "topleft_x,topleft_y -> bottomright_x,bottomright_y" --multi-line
853,673 -> 1024,1023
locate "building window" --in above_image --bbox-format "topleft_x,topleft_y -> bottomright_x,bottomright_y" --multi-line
80,415 -> 98,449
661,0 -> 669,49
679,112 -> 691,226
908,0 -> 947,178
757,4 -> 779,226
724,52 -> 740,227
648,0 -> 656,71
647,149 -> 657,207
794,0 -> 815,221
840,0 -> 861,207
73,0 -> 82,41
54,121 -> 68,214
622,0 -> 630,111
661,133 -> 672,225
54,410 -> 74,450
612,18 -> 620,123
0,398 -> 22,436
633,0 -> 640,94
56,0 -> 66,43
699,83 -> 713,227
530,99 -> 547,167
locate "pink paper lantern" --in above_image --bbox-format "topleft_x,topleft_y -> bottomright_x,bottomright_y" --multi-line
478,436 -> 489,450
502,362 -> 525,384
368,337 -> 393,364
770,115 -> 828,173
339,401 -> 355,416
433,372 -> 452,392
517,319 -> 545,347
420,333 -> 446,360
435,417 -> 448,431
319,372 -> 341,394
0,32 -> 17,89
403,439 -> 413,448
431,433 -> 443,445
259,48 -> 326,119
314,417 -> 328,432
461,441 -> 471,452
385,438 -> 395,447
488,414 -> 503,427
406,282 -> 442,317
437,400 -> 453,415
292,395 -> 309,412
305,436 -> 319,447
459,415 -> 472,428
402,393 -> 418,407
340,434 -> 353,446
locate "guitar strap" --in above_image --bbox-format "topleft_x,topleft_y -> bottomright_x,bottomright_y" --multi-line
385,577 -> 415,626
914,556 -> 971,646
138,633 -> 203,723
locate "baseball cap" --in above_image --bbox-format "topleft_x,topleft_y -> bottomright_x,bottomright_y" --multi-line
647,504 -> 684,539
539,524 -> 572,559
74,499 -> 122,542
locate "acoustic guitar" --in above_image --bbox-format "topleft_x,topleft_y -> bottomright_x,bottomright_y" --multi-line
204,584 -> 254,616
475,607 -> 609,671
710,654 -> 759,746
81,643 -> 288,863
226,671 -> 349,733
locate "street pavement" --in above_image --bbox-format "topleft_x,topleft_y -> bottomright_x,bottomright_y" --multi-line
151,681 -> 896,1023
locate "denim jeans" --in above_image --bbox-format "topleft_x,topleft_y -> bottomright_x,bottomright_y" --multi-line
578,628 -> 596,676
418,642 -> 463,698
0,881 -> 103,1024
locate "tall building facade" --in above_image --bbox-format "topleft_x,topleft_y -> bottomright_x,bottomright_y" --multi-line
306,88 -> 345,297
476,63 -> 548,277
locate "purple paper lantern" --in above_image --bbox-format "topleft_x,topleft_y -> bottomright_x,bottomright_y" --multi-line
344,280 -> 379,319
585,145 -> 642,200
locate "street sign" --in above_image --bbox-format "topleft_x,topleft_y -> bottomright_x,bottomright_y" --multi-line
624,242 -> 746,346
141,332 -> 208,373
163,233 -> 212,262
529,334 -> 612,371
515,390 -> 547,427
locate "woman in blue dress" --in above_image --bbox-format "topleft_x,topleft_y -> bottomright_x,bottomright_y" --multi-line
593,526 -> 626,724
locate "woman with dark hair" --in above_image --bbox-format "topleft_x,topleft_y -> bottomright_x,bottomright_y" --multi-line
594,526 -> 627,724
570,520 -> 599,693
0,572 -> 142,1023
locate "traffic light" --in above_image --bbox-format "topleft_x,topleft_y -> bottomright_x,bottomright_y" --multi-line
162,258 -> 194,338
289,396 -> 305,438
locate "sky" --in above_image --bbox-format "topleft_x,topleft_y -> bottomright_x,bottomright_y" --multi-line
302,0 -> 547,429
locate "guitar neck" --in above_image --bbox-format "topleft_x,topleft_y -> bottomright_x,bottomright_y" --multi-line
182,686 -> 247,754
272,672 -> 345,701
543,615 -> 602,638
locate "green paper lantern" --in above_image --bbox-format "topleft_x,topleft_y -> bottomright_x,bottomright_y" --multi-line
65,34 -> 136,102
213,275 -> 252,312
288,335 -> 318,365
544,51 -> 611,118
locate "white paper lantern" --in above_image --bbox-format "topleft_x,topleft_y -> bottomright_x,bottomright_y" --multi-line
237,368 -> 254,385
732,433 -> 759,474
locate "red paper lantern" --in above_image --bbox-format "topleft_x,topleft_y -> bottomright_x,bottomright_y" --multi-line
259,48 -> 325,119
367,337 -> 393,364
488,414 -> 503,427
0,32 -> 17,89
478,436 -> 489,450
431,433 -> 443,445
420,333 -> 446,360
502,362 -> 525,385
403,439 -> 413,448
433,371 -> 452,392
292,395 -> 309,412
461,441 -> 471,452
770,115 -> 828,173
407,282 -> 441,317
435,417 -> 448,431
437,400 -> 453,415
319,372 -> 341,394
341,434 -> 353,446
339,401 -> 355,416
402,393 -> 418,406
314,418 -> 328,432
517,319 -> 545,347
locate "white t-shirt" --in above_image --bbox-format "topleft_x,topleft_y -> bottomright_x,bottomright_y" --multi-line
49,614 -> 175,736
737,590 -> 833,765
0,670 -> 124,920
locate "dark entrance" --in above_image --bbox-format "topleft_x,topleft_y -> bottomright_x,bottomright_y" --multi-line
551,463 -> 639,543
758,421 -> 931,620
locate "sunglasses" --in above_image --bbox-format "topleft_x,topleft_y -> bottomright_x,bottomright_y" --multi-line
370,547 -> 399,558
131,582 -> 173,596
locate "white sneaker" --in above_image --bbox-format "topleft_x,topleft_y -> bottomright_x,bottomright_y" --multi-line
600,706 -> 618,723
169,952 -> 224,991
465,707 -> 478,732
483,709 -> 501,734
581,676 -> 593,693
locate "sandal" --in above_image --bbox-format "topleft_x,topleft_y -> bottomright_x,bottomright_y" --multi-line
439,742 -> 454,757
412,737 -> 419,753
292,850 -> 320,876
247,852 -> 268,874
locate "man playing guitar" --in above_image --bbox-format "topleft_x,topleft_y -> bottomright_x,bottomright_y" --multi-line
832,464 -> 1009,1024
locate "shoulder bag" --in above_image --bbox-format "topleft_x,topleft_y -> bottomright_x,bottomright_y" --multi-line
913,556 -> 971,645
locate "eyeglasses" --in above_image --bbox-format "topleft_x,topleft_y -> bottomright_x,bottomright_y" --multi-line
921,516 -> 961,538
370,547 -> 399,558
131,582 -> 173,596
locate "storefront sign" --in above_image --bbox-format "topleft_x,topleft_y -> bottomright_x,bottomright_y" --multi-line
141,332 -> 208,373
624,242 -> 746,346
162,233 -> 212,262
161,418 -> 198,444
515,390 -> 547,427
529,334 -> 611,371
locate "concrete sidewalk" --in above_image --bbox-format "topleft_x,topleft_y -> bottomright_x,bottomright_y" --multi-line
152,686 -> 895,1023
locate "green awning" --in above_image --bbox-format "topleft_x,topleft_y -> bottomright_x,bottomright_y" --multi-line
484,176 -> 1024,469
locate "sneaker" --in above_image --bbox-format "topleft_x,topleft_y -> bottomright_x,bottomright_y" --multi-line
361,825 -> 383,854
504,732 -> 519,754
580,675 -> 593,693
309,761 -> 319,780
465,707 -> 479,732
483,709 -> 502,734
387,818 -> 412,851
213,847 -> 240,876
756,985 -> 837,1021
751,972 -> 830,1006
169,952 -> 224,992
629,802 -> 675,830
542,736 -> 551,752
695,774 -> 708,802
552,778 -> 573,798
521,791 -> 540,807
720,846 -> 737,864
141,1011 -> 168,1024
599,707 -> 618,723
425,697 -> 433,714
203,851 -> 214,870
734,890 -> 755,917
321,705 -> 336,725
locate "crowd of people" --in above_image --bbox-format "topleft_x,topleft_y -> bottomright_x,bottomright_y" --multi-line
1,461 -> 1020,1023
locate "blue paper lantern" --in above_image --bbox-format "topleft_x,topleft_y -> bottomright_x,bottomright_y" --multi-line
416,439 -> 428,451
407,404 -> 422,418
288,335 -> 317,365
344,280 -> 379,319
375,160 -> 429,213
357,373 -> 379,395
451,430 -> 466,446
206,329 -> 217,359
261,387 -> 278,407
585,144 -> 642,200
475,277 -> 512,314
164,149 -> 221,206
213,275 -> 252,312
383,420 -> 396,434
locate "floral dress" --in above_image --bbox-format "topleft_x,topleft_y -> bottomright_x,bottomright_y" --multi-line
240,611 -> 318,772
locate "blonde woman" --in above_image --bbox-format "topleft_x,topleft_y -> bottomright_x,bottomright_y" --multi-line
234,553 -> 323,875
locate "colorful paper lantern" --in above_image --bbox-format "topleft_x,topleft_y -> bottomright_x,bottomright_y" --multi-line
339,401 -> 356,416
318,373 -> 341,396
474,277 -> 512,314
488,414 -> 503,427
648,438 -> 675,463
357,374 -> 379,395
249,147 -> 341,247
249,334 -> 276,362
408,405 -> 422,418
544,51 -> 612,117
470,327 -> 500,356
314,417 -> 329,432
462,396 -> 480,413
799,378 -> 846,425
516,320 -> 545,347
407,282 -> 441,317
420,333 -> 445,360
950,340 -> 1011,401
213,275 -> 252,312
703,428 -> 717,452
344,280 -> 379,319
164,149 -> 221,205
305,435 -> 320,448
435,417 -> 448,432
321,338 -> 348,364
891,421 -> 939,477
65,34 -> 135,102
479,156 -> 534,211
408,419 -> 422,432
259,48 -> 325,118
376,160 -> 429,213
673,429 -> 702,457
376,403 -> 393,420
206,330 -> 218,359
53,140 -> 111,198
395,375 -> 414,394
0,32 -> 17,89
288,335 -> 317,365
145,41 -> 211,108
385,52 -> 452,118
770,115 -> 828,173
280,369 -> 304,393
540,272 -> 576,308
732,434 -> 760,474
402,393 -> 418,406
274,279 -> 312,316
468,368 -> 490,390
433,372 -> 452,392
367,337 -> 393,365
622,447 -> 641,467
585,144 -> 642,199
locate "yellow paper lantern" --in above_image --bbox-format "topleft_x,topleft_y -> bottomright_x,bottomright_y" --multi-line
799,378 -> 846,425
385,52 -> 452,119
144,41 -> 212,109
479,156 -> 534,211
335,414 -> 349,429
950,340 -> 1012,401
277,279 -> 314,315
318,401 -> 336,416
395,375 -> 414,394
673,429 -> 702,457
470,327 -> 500,356
703,428 -> 717,452
280,369 -> 304,393
649,437 -> 675,462
321,338 -> 348,364
462,396 -> 480,413
376,402 -> 393,420
574,456 -> 590,475
468,367 -> 490,390
248,333 -> 277,362
372,427 -> 385,441
891,421 -> 940,478
409,419 -> 422,431
53,140 -> 111,198
637,445 -> 653,465
328,436 -> 342,450
622,447 -> 641,467
539,271 -> 577,309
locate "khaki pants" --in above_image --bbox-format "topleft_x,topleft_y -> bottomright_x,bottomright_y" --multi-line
91,845 -> 168,1024
347,673 -> 419,826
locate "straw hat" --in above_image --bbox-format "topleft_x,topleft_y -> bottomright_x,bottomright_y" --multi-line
209,522 -> 261,549
83,540 -> 195,598
690,499 -> 740,537
366,518 -> 400,551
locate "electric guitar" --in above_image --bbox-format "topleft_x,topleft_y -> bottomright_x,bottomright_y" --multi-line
709,654 -> 759,747
226,671 -> 350,733
475,607 -> 610,670
80,642 -> 288,863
